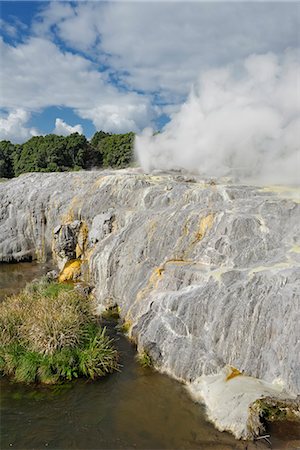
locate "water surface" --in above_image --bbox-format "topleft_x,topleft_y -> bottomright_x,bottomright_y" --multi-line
0,262 -> 53,301
0,263 -> 299,450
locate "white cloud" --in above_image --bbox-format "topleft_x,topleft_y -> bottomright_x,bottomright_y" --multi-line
1,2 -> 299,139
0,109 -> 39,143
54,118 -> 83,136
78,102 -> 157,134
34,2 -> 299,101
136,50 -> 300,185
33,2 -> 75,39
0,36 -> 156,134
0,17 -> 27,39
0,19 -> 18,38
32,2 -> 101,53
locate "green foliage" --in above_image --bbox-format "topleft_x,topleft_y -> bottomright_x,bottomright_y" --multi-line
98,132 -> 135,168
90,130 -> 111,149
90,130 -> 135,168
12,133 -> 93,176
77,327 -> 118,379
0,279 -> 118,384
0,140 -> 18,178
14,350 -> 43,383
0,129 -> 135,178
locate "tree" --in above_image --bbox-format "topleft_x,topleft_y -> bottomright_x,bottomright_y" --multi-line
98,132 -> 135,168
13,133 -> 94,176
13,135 -> 66,176
0,140 -> 16,178
1,130 -> 135,178
90,130 -> 111,149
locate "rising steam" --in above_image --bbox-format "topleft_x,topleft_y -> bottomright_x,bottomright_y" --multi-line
136,51 -> 300,185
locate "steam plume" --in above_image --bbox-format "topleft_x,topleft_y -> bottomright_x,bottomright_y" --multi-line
136,51 -> 300,185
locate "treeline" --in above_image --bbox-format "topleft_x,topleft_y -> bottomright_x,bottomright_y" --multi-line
0,130 -> 135,179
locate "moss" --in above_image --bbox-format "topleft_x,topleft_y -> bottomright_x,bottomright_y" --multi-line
248,396 -> 300,438
254,397 -> 300,422
42,282 -> 74,298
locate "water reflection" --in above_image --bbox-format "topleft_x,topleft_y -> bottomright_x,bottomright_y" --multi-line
0,262 -> 53,301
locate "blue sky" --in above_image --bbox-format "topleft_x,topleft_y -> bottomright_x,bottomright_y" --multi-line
0,1 -> 299,142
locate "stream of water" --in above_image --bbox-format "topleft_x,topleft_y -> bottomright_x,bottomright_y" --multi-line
0,263 -> 299,449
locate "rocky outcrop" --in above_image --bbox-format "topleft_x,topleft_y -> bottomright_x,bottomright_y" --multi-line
0,169 -> 299,439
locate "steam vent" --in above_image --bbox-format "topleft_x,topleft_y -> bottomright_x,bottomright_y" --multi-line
1,169 -> 299,439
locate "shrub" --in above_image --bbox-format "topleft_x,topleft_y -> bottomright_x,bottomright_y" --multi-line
0,279 -> 118,383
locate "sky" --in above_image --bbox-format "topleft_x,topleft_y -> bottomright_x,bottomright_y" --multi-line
0,1 -> 299,143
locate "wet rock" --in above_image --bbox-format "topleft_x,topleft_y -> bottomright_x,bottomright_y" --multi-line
53,220 -> 82,270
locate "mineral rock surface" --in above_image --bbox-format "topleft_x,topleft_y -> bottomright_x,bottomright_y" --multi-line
1,169 -> 299,438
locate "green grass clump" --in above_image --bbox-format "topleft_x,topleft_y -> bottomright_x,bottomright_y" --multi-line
136,350 -> 152,368
0,279 -> 118,384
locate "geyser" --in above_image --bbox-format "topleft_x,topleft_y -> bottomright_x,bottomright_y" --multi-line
136,50 -> 300,185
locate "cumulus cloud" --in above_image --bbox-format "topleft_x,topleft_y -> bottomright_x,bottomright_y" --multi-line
34,2 -> 299,101
0,36 -> 156,134
136,51 -> 300,185
1,2 -> 299,139
54,118 -> 83,136
33,2 -> 96,52
78,102 -> 157,134
0,109 -> 39,143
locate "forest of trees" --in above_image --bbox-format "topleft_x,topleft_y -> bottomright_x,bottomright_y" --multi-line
0,131 -> 135,179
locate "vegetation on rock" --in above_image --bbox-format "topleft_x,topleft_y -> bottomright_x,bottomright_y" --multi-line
0,277 -> 118,384
251,396 -> 300,423
0,130 -> 135,178
136,350 -> 152,368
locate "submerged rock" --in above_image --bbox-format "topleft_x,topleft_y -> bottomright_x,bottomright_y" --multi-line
0,169 -> 299,439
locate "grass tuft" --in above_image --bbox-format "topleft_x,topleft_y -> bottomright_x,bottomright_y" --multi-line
136,350 -> 152,368
0,279 -> 118,384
